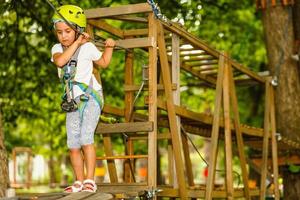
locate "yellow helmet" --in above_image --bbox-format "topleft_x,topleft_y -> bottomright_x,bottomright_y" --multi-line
52,5 -> 86,28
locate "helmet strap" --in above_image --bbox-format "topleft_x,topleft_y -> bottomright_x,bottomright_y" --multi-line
75,25 -> 85,39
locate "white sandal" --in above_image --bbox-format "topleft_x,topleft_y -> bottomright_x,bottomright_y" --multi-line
64,180 -> 83,193
82,179 -> 97,192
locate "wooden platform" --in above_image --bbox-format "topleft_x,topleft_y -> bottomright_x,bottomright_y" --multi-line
1,192 -> 114,200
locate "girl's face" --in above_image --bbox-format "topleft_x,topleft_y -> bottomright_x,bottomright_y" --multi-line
55,22 -> 76,47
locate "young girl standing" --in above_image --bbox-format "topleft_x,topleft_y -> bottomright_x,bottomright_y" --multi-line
51,5 -> 115,193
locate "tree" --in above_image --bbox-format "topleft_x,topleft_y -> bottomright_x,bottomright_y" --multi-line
0,109 -> 8,197
260,1 -> 300,199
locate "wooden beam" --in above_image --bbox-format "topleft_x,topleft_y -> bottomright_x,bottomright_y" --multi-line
147,12 -> 158,192
96,122 -> 153,134
88,19 -> 124,38
252,154 -> 300,166
124,84 -> 177,91
259,79 -> 271,200
222,53 -> 234,199
97,155 -> 148,160
180,61 -> 217,86
205,54 -> 225,200
124,29 -> 149,37
157,22 -> 188,199
95,37 -> 155,49
228,61 -> 251,199
102,104 -> 124,116
109,15 -> 148,23
103,135 -> 118,183
124,37 -> 135,183
269,77 -> 280,200
85,3 -> 153,19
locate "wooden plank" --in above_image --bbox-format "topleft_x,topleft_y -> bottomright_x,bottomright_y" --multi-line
157,22 -> 188,199
83,192 -> 114,200
156,187 -> 260,198
147,12 -> 158,191
185,60 -> 218,65
252,154 -> 300,166
124,84 -> 177,91
24,193 -> 67,200
95,37 -> 155,49
102,104 -> 124,116
205,54 -> 225,200
173,33 -> 194,189
57,192 -> 94,200
96,122 -> 153,134
88,19 -> 124,38
130,132 -> 171,140
172,33 -> 185,190
124,37 -> 135,183
269,78 -> 280,200
97,154 -> 148,160
181,133 -> 195,187
182,55 -> 214,61
259,79 -> 271,200
124,29 -> 149,36
180,61 -> 217,86
188,188 -> 260,198
110,15 -> 148,23
168,139 -> 175,186
98,183 -> 148,196
117,37 -> 155,48
85,3 -> 153,19
222,53 -> 234,199
228,62 -> 251,199
103,135 -> 118,183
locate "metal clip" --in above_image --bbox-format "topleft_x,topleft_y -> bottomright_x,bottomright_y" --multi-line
138,188 -> 162,200
271,76 -> 278,86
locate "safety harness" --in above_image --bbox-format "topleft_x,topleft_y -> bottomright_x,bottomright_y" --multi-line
60,46 -> 103,121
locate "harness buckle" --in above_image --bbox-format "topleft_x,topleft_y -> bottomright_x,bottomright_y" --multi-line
68,60 -> 77,68
61,99 -> 78,112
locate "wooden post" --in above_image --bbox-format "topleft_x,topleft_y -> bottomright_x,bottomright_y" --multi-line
260,78 -> 271,200
147,12 -> 158,191
157,22 -> 188,199
228,61 -> 251,200
205,54 -> 225,200
124,38 -> 135,183
222,53 -> 234,199
269,77 -> 280,200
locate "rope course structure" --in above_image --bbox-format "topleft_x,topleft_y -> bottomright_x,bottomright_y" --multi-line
22,1 -> 300,200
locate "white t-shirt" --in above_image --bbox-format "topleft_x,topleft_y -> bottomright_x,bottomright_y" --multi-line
51,42 -> 103,98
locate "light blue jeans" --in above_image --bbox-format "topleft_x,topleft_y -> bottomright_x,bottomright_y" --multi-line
66,95 -> 101,149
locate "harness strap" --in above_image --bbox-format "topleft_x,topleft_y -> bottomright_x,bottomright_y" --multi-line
74,81 -> 103,121
60,46 -> 103,121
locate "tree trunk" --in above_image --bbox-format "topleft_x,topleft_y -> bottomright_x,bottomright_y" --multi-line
0,110 -> 9,197
261,3 -> 300,199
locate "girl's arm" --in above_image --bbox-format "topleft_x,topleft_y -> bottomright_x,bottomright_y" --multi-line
94,38 -> 115,68
53,33 -> 90,68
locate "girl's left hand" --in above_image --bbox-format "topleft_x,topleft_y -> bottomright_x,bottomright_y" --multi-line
105,38 -> 116,48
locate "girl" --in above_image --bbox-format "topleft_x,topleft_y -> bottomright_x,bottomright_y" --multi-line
51,5 -> 115,193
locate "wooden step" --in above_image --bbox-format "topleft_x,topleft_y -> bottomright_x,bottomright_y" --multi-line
96,122 -> 153,134
97,154 -> 148,160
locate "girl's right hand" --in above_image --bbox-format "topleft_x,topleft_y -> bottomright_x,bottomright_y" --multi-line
76,32 -> 90,45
